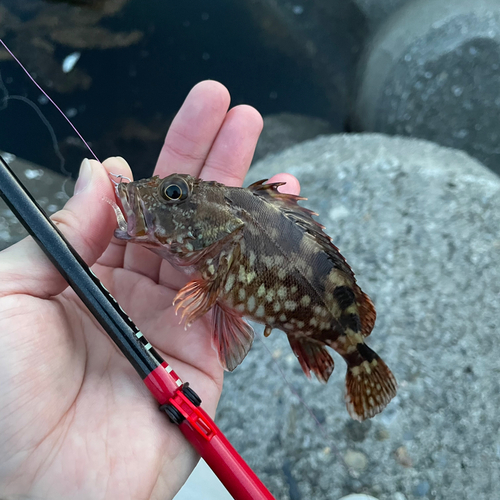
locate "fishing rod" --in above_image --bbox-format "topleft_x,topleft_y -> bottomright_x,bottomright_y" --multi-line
0,155 -> 275,499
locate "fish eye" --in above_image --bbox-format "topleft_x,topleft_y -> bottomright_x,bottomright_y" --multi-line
160,178 -> 189,202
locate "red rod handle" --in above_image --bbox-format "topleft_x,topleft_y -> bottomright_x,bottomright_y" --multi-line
144,363 -> 275,500
180,410 -> 275,500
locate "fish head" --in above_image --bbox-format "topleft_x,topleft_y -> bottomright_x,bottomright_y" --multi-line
113,173 -> 244,262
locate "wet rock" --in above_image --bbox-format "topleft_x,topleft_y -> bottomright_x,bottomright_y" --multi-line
217,134 -> 500,499
355,0 -> 500,175
3,0 -> 142,92
0,152 -> 73,250
253,113 -> 334,163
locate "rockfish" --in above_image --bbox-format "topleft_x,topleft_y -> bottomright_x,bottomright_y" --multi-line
113,174 -> 397,421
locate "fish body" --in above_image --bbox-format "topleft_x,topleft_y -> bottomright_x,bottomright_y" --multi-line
114,174 -> 397,421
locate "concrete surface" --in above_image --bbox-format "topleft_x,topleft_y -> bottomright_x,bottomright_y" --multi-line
0,152 -> 72,250
174,460 -> 232,500
214,133 -> 500,500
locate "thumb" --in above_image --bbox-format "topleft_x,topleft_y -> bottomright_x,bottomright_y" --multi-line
0,158 -> 127,299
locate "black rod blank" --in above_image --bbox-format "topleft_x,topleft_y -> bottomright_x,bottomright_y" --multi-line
0,155 -> 160,378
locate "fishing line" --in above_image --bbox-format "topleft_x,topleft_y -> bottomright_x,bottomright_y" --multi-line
0,36 -> 276,500
0,34 -> 349,485
0,38 -> 100,164
256,334 -> 350,473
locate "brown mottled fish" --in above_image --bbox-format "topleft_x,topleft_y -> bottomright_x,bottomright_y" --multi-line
113,174 -> 397,421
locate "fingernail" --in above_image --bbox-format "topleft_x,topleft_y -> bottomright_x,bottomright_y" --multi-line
74,159 -> 92,195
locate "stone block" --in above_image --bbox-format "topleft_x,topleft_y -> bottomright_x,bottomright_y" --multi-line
354,0 -> 500,175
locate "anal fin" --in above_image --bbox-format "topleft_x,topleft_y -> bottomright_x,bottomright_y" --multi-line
288,337 -> 335,383
212,302 -> 255,372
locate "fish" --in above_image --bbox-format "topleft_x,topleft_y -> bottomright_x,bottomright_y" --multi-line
113,173 -> 397,421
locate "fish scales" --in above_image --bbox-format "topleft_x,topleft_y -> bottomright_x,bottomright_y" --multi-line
220,190 -> 344,335
114,173 -> 396,421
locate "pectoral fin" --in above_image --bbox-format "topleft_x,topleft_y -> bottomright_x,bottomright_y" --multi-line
173,279 -> 219,327
173,243 -> 240,326
212,301 -> 254,371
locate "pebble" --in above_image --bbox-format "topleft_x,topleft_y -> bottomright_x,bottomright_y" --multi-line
395,446 -> 413,467
337,494 -> 379,500
344,450 -> 368,471
413,480 -> 431,497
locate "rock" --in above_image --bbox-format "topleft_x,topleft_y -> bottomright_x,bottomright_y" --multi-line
413,480 -> 430,497
393,494 -> 408,500
354,0 -> 500,175
216,134 -> 500,499
253,113 -> 334,163
0,152 -> 72,250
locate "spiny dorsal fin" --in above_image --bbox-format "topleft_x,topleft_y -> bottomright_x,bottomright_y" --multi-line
353,284 -> 377,337
248,178 -> 377,335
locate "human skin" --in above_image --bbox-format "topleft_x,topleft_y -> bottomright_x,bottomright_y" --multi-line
0,81 -> 300,500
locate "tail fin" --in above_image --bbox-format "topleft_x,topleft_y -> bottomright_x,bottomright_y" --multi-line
345,343 -> 397,421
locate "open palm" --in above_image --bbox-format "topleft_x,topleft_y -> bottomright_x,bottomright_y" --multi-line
0,81 -> 299,500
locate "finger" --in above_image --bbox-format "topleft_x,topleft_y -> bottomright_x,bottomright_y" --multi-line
123,243 -> 163,283
121,103 -> 263,286
155,81 -> 230,178
0,159 -> 121,298
201,104 -> 263,186
156,105 -> 263,290
268,173 -> 301,195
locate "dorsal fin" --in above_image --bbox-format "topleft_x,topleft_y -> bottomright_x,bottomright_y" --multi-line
248,179 -> 377,335
353,284 -> 376,337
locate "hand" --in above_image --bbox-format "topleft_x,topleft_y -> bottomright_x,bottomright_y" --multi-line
0,81 -> 300,500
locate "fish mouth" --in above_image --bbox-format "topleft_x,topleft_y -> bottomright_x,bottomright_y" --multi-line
113,182 -> 155,243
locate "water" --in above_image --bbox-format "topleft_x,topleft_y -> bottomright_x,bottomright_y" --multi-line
0,0 -> 340,179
